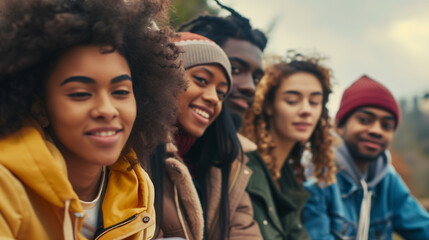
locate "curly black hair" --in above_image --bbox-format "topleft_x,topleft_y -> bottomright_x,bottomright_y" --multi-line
0,0 -> 185,159
178,0 -> 267,51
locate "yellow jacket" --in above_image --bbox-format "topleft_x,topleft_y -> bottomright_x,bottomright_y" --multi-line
0,123 -> 155,240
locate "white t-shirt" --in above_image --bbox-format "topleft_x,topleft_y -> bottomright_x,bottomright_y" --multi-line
79,167 -> 106,239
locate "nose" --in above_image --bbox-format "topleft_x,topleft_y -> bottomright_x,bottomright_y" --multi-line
202,86 -> 220,105
91,94 -> 118,121
298,100 -> 312,117
237,75 -> 256,97
368,120 -> 383,137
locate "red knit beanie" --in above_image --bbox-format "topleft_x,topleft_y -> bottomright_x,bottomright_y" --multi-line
335,75 -> 401,127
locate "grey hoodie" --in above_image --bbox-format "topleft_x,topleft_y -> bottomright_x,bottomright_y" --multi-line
335,143 -> 391,240
336,143 -> 391,188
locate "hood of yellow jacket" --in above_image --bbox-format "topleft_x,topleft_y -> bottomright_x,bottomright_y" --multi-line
0,120 -> 154,228
0,120 -> 83,213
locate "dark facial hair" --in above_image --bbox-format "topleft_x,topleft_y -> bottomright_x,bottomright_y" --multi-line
345,141 -> 382,163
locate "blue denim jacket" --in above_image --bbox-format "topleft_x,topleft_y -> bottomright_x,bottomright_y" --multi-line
303,144 -> 429,240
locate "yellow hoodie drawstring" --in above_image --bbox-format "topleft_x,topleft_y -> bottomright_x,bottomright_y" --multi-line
63,199 -> 75,240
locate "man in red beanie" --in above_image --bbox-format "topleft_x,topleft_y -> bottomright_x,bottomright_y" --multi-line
303,75 -> 429,240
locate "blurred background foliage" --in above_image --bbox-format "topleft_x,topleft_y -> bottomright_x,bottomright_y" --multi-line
169,0 -> 217,29
392,95 -> 429,198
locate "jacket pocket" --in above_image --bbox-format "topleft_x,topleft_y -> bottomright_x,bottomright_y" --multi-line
368,216 -> 392,240
331,214 -> 356,240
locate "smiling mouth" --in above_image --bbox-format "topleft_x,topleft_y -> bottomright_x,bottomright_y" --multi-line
92,130 -> 116,137
191,107 -> 211,119
85,129 -> 121,137
361,140 -> 382,150
84,129 -> 123,146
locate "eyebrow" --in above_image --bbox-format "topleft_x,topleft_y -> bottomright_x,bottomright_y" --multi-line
111,74 -> 132,84
60,74 -> 132,86
282,90 -> 323,96
229,57 -> 249,69
357,109 -> 395,121
201,67 -> 214,78
60,76 -> 94,86
201,67 -> 228,87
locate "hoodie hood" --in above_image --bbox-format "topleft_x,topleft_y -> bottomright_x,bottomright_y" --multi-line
0,121 -> 82,213
336,142 -> 390,188
0,121 -> 155,239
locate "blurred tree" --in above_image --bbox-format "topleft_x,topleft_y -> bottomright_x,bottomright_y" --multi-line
412,96 -> 420,115
169,0 -> 217,30
392,94 -> 429,198
399,98 -> 407,114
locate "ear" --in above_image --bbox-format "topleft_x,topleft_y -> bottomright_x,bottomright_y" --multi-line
31,96 -> 50,128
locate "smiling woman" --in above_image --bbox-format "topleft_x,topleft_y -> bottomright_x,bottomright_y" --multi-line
150,32 -> 263,240
177,64 -> 228,137
0,0 -> 185,239
44,46 -> 137,190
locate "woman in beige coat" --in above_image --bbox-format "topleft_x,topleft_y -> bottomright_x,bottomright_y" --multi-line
149,32 -> 262,240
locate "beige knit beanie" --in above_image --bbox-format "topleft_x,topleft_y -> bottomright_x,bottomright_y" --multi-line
173,32 -> 232,95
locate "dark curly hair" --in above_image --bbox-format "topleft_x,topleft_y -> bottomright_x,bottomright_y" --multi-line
0,0 -> 185,160
178,0 -> 267,52
241,53 -> 336,186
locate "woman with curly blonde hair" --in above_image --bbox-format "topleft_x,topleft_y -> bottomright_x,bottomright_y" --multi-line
241,53 -> 336,239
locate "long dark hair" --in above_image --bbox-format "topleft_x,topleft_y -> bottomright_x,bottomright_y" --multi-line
148,143 -> 166,237
185,103 -> 240,239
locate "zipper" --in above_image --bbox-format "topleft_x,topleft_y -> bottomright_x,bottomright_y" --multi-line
94,214 -> 138,240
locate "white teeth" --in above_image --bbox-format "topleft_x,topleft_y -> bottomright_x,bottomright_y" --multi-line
94,131 -> 116,137
193,107 -> 210,119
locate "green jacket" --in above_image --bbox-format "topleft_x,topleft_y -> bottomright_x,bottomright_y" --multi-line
246,150 -> 310,240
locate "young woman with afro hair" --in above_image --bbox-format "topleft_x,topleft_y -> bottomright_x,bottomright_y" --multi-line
0,0 -> 185,239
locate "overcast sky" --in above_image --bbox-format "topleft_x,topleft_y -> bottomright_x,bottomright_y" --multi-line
212,0 -> 429,115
